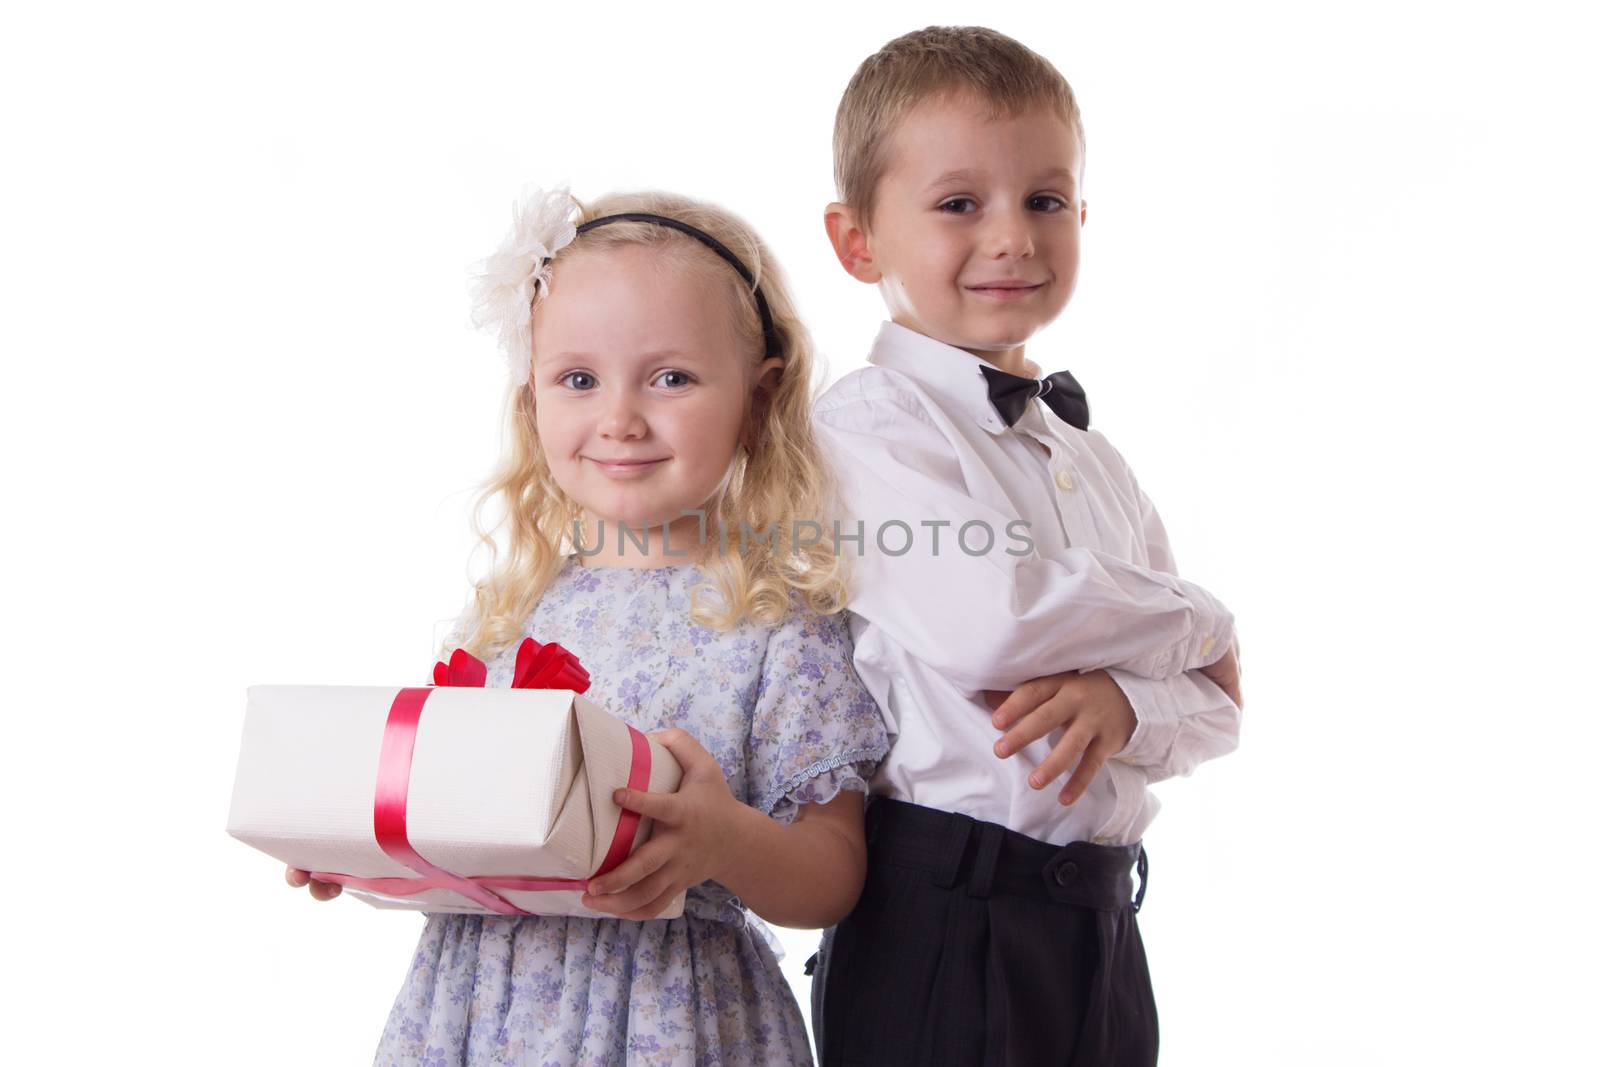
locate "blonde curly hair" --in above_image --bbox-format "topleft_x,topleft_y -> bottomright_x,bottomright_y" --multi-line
449,190 -> 847,663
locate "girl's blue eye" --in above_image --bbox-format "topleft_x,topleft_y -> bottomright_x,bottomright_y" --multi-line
655,370 -> 694,389
1029,195 -> 1068,213
560,371 -> 597,391
938,197 -> 977,215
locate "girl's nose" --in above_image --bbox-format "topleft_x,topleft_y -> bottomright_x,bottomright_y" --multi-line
597,391 -> 647,440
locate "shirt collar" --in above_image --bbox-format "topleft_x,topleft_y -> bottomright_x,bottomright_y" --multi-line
867,321 -> 1011,435
866,322 -> 1081,460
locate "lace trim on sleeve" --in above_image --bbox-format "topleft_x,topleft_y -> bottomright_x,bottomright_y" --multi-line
756,744 -> 888,826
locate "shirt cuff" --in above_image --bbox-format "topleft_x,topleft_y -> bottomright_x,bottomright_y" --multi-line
1172,576 -> 1234,672
1125,577 -> 1233,680
1107,668 -> 1179,768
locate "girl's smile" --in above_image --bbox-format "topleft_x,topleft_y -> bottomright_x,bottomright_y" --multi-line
585,456 -> 670,478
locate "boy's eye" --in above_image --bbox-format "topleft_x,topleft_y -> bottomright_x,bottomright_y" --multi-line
937,197 -> 977,215
654,369 -> 695,389
1028,195 -> 1069,213
558,371 -> 598,391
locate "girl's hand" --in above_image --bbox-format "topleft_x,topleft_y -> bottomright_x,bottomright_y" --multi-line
581,728 -> 742,921
285,865 -> 342,901
986,669 -> 1136,806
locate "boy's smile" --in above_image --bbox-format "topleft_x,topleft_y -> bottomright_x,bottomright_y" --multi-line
826,93 -> 1086,374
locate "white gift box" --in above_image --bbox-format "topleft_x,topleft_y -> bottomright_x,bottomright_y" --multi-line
227,684 -> 685,918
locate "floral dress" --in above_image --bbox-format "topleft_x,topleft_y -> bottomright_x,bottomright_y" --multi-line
373,560 -> 889,1067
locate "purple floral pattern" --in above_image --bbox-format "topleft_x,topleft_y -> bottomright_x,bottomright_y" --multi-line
374,561 -> 888,1066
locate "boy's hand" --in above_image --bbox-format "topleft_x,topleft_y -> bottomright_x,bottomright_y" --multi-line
285,865 -> 342,901
1200,641 -> 1244,708
986,670 -> 1137,806
581,728 -> 742,921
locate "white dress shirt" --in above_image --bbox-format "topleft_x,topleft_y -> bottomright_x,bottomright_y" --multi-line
813,321 -> 1241,846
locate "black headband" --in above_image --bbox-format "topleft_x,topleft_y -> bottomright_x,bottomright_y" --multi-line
572,212 -> 782,359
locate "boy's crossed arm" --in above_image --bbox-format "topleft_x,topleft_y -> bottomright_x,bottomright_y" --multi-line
817,387 -> 1242,803
817,390 -> 1234,691
985,445 -> 1243,803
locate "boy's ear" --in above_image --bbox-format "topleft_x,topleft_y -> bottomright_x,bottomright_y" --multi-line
823,202 -> 882,284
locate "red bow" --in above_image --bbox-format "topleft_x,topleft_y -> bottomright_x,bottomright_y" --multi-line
433,636 -> 591,694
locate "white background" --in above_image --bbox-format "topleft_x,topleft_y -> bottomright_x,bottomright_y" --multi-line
3,1 -> 1595,1063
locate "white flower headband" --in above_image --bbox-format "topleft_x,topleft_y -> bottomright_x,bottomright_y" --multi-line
469,184 -> 579,383
469,183 -> 781,383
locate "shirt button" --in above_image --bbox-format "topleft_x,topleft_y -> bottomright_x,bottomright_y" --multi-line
1054,470 -> 1075,491
1200,636 -> 1215,657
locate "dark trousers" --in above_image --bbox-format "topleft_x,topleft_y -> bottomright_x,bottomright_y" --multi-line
809,799 -> 1158,1067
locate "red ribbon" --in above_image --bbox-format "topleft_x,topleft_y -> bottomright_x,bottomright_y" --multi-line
433,636 -> 591,694
310,639 -> 644,915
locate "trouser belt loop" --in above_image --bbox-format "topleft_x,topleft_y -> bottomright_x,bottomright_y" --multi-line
1132,844 -> 1149,913
966,822 -> 1003,900
931,812 -> 973,890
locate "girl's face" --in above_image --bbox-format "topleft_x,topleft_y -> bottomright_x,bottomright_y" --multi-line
531,244 -> 780,537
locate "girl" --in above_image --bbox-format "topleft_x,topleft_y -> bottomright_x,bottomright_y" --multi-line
288,187 -> 888,1066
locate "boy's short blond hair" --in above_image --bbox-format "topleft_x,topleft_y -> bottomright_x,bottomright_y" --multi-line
834,26 -> 1085,227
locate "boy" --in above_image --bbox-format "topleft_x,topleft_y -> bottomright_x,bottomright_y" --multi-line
808,26 -> 1243,1066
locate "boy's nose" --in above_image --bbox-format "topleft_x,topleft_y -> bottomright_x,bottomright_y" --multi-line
982,209 -> 1035,259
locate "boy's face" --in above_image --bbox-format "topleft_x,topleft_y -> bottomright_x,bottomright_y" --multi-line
828,93 -> 1086,362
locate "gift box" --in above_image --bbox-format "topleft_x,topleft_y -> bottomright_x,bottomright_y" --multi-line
227,637 -> 685,918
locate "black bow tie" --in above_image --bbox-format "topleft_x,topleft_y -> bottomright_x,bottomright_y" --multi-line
979,364 -> 1091,430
